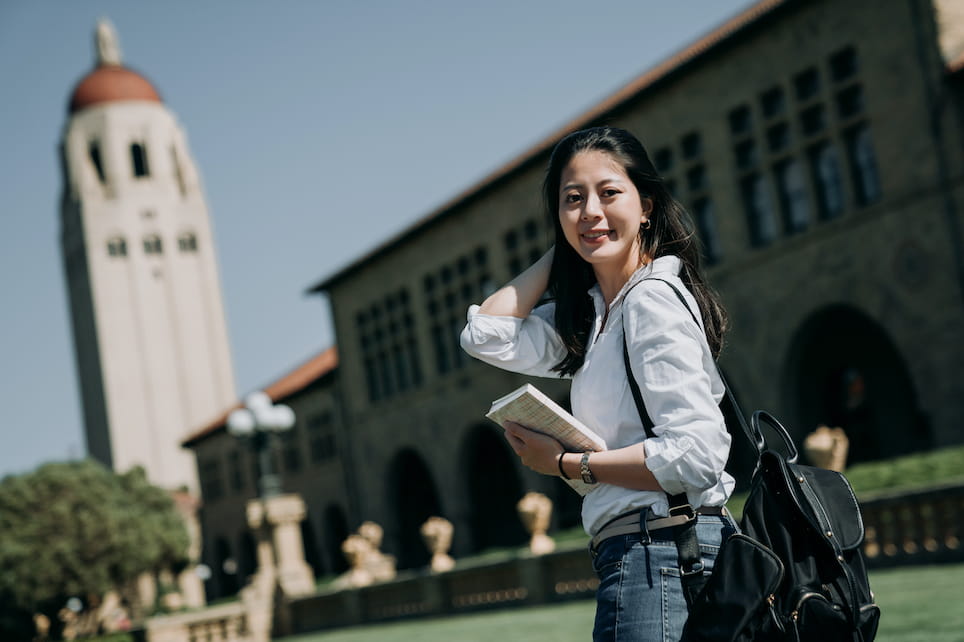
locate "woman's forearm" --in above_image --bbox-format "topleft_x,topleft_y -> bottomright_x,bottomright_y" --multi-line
478,247 -> 554,318
559,445 -> 662,492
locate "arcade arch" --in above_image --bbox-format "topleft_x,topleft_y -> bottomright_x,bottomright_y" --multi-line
323,504 -> 350,575
461,424 -> 527,553
783,304 -> 929,464
387,448 -> 443,569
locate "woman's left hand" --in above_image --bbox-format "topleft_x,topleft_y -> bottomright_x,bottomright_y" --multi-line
502,421 -> 564,476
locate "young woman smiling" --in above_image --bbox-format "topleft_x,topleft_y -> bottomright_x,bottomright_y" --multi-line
461,127 -> 736,641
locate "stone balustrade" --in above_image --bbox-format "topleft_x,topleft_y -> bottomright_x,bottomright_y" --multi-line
142,483 -> 962,640
144,600 -> 250,642
284,545 -> 597,635
859,481 -> 964,567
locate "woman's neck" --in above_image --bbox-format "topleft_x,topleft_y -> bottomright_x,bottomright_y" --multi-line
595,254 -> 651,307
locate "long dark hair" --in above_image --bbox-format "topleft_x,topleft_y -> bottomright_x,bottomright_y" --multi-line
543,126 -> 727,376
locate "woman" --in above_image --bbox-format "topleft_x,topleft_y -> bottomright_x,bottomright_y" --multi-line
460,126 -> 736,641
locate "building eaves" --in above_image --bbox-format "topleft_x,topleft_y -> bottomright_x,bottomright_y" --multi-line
181,346 -> 338,448
307,0 -> 792,294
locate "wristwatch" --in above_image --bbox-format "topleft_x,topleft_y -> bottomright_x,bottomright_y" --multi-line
580,451 -> 597,485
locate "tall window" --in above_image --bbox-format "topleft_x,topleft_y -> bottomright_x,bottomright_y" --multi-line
89,141 -> 106,183
846,125 -> 881,206
681,131 -> 702,160
505,219 -> 544,277
171,145 -> 187,195
227,450 -> 244,492
741,175 -> 777,247
774,159 -> 811,234
693,198 -> 722,265
793,67 -> 820,101
308,411 -> 337,463
178,232 -> 198,252
809,143 -> 845,220
728,105 -> 752,136
143,235 -> 163,255
760,86 -> 786,119
107,236 -> 127,257
131,142 -> 150,178
199,458 -> 224,502
282,427 -> 302,474
426,247 -> 491,375
358,289 -> 422,402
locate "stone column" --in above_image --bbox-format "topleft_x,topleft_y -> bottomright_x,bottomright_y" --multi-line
246,499 -> 277,596
251,494 -> 316,598
171,491 -> 206,608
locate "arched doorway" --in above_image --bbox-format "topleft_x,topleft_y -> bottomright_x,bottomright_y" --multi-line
388,449 -> 442,569
463,425 -> 528,553
323,504 -> 350,575
784,305 -> 929,464
237,531 -> 257,587
301,516 -> 322,577
213,536 -> 239,597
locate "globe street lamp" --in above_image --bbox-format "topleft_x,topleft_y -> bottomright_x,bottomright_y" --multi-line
227,391 -> 295,499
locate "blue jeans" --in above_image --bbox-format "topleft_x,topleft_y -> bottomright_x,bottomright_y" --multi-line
590,512 -> 738,642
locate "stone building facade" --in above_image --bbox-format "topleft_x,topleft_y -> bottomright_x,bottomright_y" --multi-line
187,0 -> 964,599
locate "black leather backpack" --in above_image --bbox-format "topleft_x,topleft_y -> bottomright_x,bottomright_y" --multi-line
622,278 -> 880,641
681,411 -> 880,641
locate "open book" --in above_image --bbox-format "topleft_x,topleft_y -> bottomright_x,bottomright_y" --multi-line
486,383 -> 607,495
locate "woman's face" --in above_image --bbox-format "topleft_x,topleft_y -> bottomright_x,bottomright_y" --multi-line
558,150 -> 652,279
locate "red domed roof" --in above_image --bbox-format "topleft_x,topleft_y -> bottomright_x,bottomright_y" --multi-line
69,64 -> 162,114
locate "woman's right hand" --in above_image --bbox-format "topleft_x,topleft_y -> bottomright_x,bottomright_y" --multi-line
478,246 -> 554,319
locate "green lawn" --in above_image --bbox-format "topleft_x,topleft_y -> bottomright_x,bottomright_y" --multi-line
278,563 -> 963,642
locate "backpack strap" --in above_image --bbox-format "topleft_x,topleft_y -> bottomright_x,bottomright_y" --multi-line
619,276 -> 748,607
626,277 -> 755,451
619,278 -> 702,605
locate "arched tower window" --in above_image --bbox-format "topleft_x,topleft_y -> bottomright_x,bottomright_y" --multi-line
89,141 -> 106,184
106,236 -> 127,257
171,145 -> 187,196
178,232 -> 198,253
143,234 -> 162,255
131,142 -> 150,178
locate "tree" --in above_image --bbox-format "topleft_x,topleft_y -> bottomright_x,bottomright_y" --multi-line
0,460 -> 190,638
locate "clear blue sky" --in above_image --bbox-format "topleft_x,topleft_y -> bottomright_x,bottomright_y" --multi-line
0,0 -> 753,479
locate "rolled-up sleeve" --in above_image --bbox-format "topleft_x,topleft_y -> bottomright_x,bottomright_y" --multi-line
460,303 -> 568,379
624,285 -> 730,498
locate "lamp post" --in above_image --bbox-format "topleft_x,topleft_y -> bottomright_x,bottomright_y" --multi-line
227,391 -> 295,499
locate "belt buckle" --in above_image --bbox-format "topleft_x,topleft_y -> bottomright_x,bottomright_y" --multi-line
668,503 -> 696,523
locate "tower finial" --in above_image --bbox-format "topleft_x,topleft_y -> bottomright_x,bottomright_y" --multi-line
95,18 -> 122,66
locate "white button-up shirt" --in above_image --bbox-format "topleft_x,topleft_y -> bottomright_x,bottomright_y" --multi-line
460,255 -> 734,536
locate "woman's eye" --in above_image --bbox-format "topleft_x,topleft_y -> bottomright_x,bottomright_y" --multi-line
602,188 -> 620,198
565,193 -> 582,204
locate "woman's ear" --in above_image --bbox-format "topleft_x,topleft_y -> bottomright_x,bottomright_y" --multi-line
640,196 -> 654,216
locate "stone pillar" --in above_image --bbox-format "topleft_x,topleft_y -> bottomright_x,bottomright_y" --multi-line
246,499 -> 277,597
243,499 -> 278,642
171,491 -> 206,608
248,494 -> 316,598
268,494 -> 316,597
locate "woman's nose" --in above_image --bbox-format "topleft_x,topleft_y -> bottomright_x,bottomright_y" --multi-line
581,195 -> 603,219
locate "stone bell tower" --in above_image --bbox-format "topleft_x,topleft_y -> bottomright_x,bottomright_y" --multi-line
60,19 -> 236,491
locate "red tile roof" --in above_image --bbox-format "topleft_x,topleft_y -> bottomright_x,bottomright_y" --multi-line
181,347 -> 338,448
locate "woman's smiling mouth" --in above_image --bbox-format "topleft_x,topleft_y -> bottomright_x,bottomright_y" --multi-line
582,229 -> 612,240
